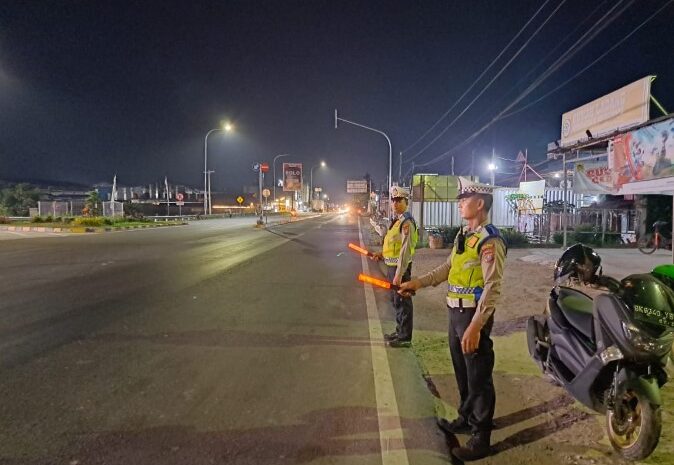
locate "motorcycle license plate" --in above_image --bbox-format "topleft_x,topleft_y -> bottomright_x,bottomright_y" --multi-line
633,304 -> 674,328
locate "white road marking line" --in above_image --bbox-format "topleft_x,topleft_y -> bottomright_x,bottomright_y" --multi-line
358,220 -> 410,465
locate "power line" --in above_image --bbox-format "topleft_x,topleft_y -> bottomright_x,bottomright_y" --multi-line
404,0 -> 566,164
399,0 -> 553,155
415,0 -> 633,168
452,0 -> 609,143
501,0 -> 674,119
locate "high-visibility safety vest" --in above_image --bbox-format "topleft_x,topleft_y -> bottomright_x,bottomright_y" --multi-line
382,212 -> 418,267
447,224 -> 503,303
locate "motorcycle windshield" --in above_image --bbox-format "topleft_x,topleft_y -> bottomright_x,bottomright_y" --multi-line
621,273 -> 674,330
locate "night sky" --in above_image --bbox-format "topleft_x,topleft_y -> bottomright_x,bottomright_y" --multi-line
1,0 -> 673,201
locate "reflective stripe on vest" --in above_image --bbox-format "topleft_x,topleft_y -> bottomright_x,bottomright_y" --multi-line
447,284 -> 478,294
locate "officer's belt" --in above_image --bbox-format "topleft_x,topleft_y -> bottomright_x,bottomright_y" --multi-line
446,297 -> 477,309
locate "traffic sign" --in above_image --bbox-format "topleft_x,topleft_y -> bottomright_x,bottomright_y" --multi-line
176,201 -> 185,206
252,163 -> 260,172
236,196 -> 244,204
176,192 -> 184,201
260,163 -> 270,173
262,188 -> 270,198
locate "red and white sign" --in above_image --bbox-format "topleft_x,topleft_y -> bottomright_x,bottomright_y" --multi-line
260,163 -> 270,173
176,193 -> 184,201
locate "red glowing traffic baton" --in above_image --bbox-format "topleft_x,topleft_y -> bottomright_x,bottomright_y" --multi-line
358,273 -> 392,289
348,242 -> 374,258
358,273 -> 416,295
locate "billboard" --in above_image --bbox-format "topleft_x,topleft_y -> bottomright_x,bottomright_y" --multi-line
608,117 -> 674,188
570,118 -> 674,194
561,76 -> 652,147
346,180 -> 368,193
282,163 -> 302,192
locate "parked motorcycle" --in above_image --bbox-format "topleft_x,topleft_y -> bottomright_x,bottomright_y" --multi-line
527,243 -> 674,460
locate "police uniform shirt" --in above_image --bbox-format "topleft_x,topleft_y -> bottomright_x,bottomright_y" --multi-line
415,220 -> 506,327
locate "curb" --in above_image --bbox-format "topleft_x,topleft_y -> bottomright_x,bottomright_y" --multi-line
0,223 -> 185,234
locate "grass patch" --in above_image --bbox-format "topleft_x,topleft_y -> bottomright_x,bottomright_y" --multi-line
411,330 -> 450,376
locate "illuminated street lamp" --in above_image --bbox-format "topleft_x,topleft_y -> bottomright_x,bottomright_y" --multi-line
310,161 -> 326,204
203,121 -> 233,215
488,162 -> 497,186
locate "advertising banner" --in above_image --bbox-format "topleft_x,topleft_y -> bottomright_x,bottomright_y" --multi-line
517,180 -> 545,214
573,159 -> 615,194
283,163 -> 303,192
608,118 -> 674,188
561,76 -> 652,147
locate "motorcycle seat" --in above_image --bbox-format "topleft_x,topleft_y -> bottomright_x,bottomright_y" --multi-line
557,287 -> 594,340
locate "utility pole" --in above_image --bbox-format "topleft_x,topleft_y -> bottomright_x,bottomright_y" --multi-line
258,168 -> 264,223
490,147 -> 495,186
399,151 -> 402,184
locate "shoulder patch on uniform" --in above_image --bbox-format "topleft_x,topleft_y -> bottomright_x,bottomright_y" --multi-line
481,242 -> 495,262
466,235 -> 479,248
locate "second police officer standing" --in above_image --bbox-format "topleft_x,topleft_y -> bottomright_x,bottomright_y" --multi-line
399,177 -> 506,461
373,186 -> 419,348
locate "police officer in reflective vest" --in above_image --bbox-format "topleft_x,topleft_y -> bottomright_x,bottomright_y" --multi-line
373,186 -> 419,348
398,177 -> 506,461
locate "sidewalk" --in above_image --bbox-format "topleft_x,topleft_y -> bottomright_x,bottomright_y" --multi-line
512,247 -> 673,279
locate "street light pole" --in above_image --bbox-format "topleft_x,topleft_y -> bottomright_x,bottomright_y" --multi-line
203,122 -> 233,215
334,109 -> 393,218
207,170 -> 215,215
273,153 -> 290,208
310,161 -> 326,209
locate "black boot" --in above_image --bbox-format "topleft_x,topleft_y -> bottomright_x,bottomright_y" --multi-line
451,431 -> 491,461
384,332 -> 398,342
437,416 -> 471,435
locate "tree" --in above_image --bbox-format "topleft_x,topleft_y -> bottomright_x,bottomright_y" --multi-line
0,183 -> 39,216
85,190 -> 102,216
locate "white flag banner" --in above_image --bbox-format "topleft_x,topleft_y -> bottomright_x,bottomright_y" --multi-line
111,174 -> 118,201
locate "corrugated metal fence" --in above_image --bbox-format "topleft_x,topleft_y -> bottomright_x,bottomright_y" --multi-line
411,187 -> 585,229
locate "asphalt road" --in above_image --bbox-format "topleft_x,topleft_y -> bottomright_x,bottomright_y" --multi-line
0,214 -> 447,464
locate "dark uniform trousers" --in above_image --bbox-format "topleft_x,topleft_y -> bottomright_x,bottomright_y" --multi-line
387,263 -> 413,341
448,306 -> 495,433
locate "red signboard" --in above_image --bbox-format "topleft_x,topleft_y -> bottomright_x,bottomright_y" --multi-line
260,163 -> 270,173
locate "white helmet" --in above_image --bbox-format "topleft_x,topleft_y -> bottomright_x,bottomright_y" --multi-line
390,186 -> 410,199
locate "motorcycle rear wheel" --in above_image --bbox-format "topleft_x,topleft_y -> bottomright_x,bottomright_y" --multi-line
606,389 -> 661,460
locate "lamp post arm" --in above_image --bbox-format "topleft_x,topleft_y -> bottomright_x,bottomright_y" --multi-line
203,128 -> 221,215
273,153 -> 290,205
336,115 -> 393,217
